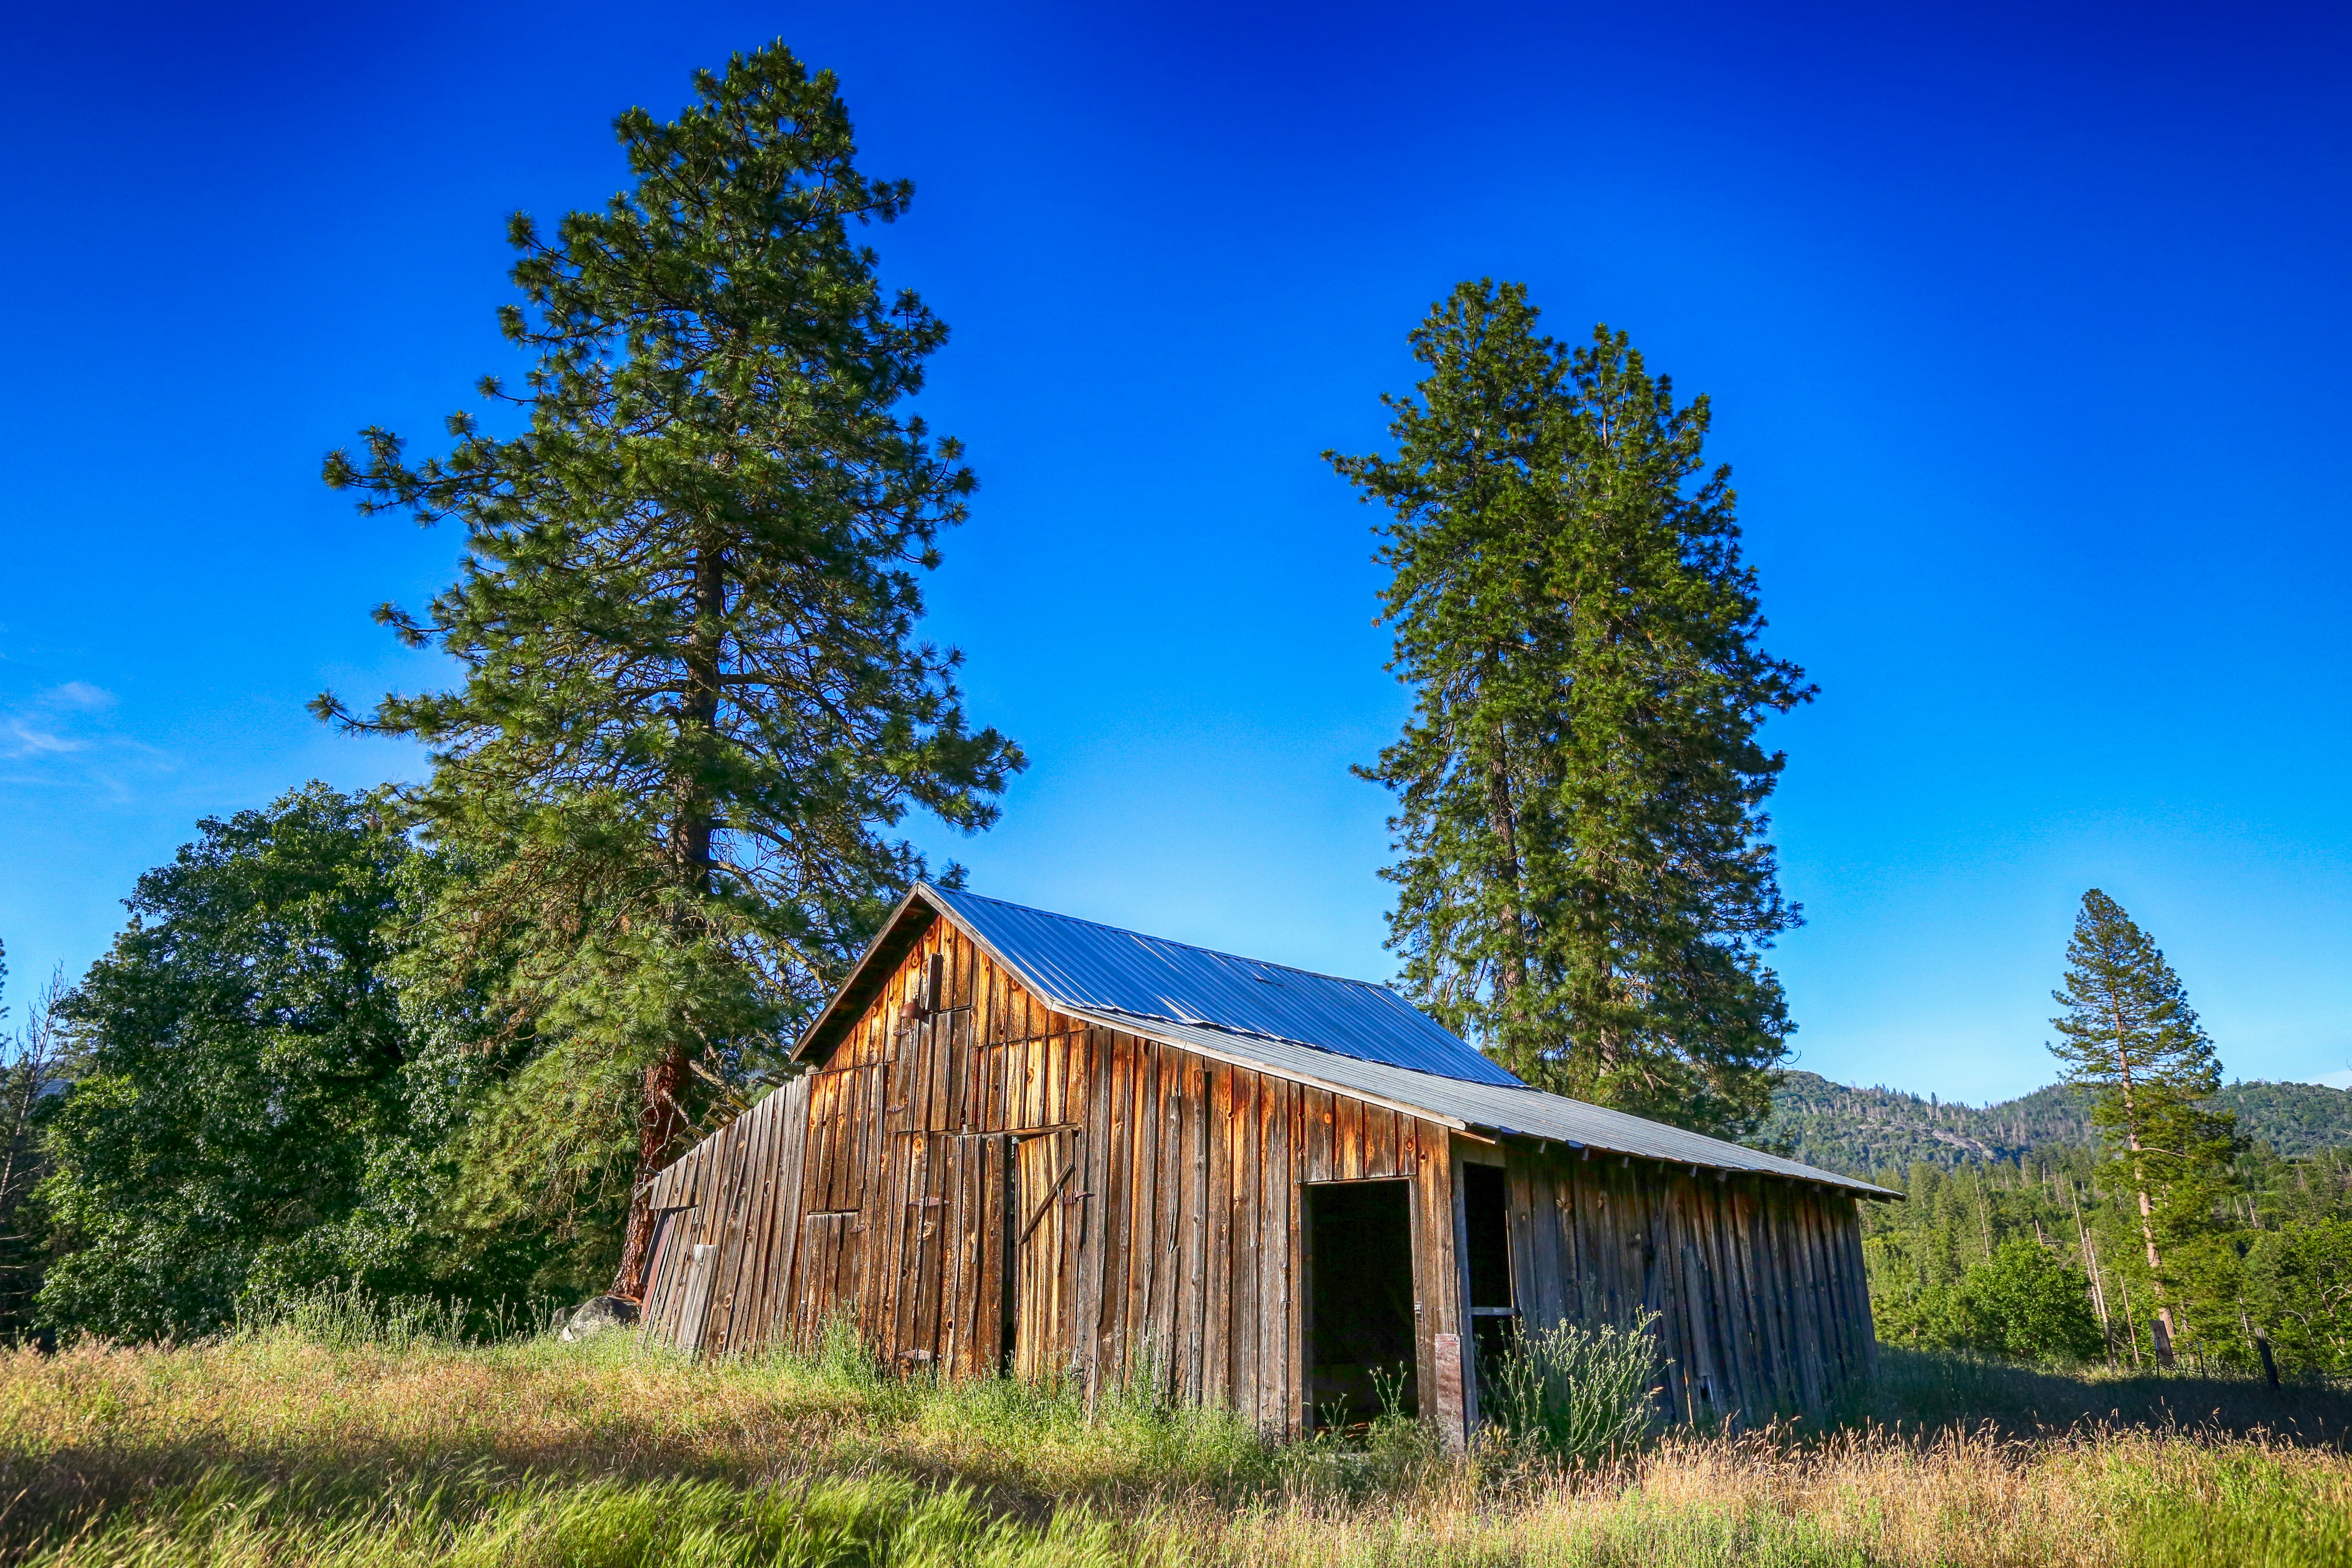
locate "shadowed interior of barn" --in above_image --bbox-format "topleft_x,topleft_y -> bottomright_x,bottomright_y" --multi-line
638,885 -> 1894,1442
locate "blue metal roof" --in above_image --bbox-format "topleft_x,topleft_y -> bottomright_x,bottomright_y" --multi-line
924,885 -> 1525,1089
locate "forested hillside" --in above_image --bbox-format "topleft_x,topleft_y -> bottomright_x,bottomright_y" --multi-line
1763,1070 -> 2352,1174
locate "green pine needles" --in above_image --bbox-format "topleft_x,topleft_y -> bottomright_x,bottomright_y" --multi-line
317,45 -> 1021,1293
1332,281 -> 1813,1138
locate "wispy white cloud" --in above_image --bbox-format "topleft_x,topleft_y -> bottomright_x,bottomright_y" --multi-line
0,718 -> 82,758
0,684 -> 119,760
0,684 -> 168,797
47,681 -> 114,713
2311,1068 -> 2352,1092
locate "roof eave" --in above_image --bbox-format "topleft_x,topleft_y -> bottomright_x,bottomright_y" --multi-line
790,884 -> 944,1065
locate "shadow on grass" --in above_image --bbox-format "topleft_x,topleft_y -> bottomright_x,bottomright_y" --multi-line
1850,1346 -> 2352,1447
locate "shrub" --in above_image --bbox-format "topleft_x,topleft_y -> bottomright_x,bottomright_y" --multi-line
1952,1239 -> 2107,1363
1476,1311 -> 1659,1466
2244,1217 -> 2352,1377
1875,1241 -> 2105,1364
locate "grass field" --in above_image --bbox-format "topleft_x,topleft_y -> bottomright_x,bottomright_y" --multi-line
0,1317 -> 2345,1566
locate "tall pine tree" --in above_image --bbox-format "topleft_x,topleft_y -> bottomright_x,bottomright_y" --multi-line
1332,281 -> 1811,1138
320,45 -> 1021,1296
2048,888 -> 2238,1367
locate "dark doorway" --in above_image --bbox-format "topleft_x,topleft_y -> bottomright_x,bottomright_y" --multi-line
1305,1179 -> 1418,1428
1462,1161 -> 1518,1380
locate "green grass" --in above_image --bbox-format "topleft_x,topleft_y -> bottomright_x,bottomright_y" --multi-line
0,1323 -> 2345,1566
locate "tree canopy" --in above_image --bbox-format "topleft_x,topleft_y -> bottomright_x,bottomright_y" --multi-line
40,787 -> 441,1337
1332,280 -> 1812,1137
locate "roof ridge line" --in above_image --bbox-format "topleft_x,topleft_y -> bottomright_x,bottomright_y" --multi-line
923,883 -> 1408,994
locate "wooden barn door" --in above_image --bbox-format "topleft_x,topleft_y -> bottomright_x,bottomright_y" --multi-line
1013,1128 -> 1082,1381
887,1131 -> 1016,1375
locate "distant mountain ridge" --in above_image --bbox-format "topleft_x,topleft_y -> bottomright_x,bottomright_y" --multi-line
1759,1071 -> 2352,1177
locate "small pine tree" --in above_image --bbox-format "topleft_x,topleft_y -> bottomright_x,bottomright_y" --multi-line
1330,281 -> 1813,1137
2048,889 -> 2238,1367
320,45 -> 1022,1295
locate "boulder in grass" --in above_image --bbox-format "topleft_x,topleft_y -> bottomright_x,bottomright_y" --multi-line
558,1295 -> 641,1343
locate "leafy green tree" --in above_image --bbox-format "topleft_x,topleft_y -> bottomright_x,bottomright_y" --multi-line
2244,1218 -> 2352,1375
319,45 -> 1021,1295
38,786 -> 450,1339
2048,889 -> 2238,1367
1331,281 -> 1813,1136
1951,1238 -> 2106,1362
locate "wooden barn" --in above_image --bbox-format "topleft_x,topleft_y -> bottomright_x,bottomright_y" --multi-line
636,884 -> 1893,1443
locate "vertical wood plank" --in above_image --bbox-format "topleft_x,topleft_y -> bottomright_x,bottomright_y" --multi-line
1179,1051 -> 1208,1406
1202,1062 -> 1232,1411
1095,1031 -> 1133,1385
1125,1042 -> 1160,1391
1335,1096 -> 1363,1183
1152,1052 -> 1184,1401
1074,1030 -> 1112,1393
1256,1074 -> 1290,1434
1285,1085 -> 1308,1438
1228,1068 -> 1261,1419
1415,1140 -> 1463,1448
1305,1090 -> 1334,1183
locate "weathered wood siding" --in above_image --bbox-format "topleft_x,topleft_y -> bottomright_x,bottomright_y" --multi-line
640,911 -> 1467,1439
641,1073 -> 811,1356
640,905 -> 1879,1437
1491,1143 -> 1878,1425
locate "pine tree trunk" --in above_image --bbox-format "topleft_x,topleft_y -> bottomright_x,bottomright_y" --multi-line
1480,651 -> 1527,1052
612,1045 -> 689,1298
2133,1173 -> 2177,1366
612,539 -> 727,1300
1486,748 -> 1525,1007
2108,1004 -> 2176,1368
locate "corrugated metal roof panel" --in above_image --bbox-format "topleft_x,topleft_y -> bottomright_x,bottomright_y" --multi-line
924,885 -> 1524,1088
1061,1007 -> 1897,1198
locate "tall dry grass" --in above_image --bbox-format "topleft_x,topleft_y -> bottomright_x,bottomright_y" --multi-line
0,1321 -> 2344,1566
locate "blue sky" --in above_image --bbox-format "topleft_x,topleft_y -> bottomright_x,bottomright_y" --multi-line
2,1 -> 2346,1105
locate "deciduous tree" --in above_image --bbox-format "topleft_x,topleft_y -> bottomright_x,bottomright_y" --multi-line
0,958 -> 69,1334
38,786 -> 441,1338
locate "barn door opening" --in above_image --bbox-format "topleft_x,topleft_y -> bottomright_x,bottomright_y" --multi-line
1304,1178 -> 1418,1427
1462,1161 -> 1518,1393
1012,1128 -> 1081,1380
